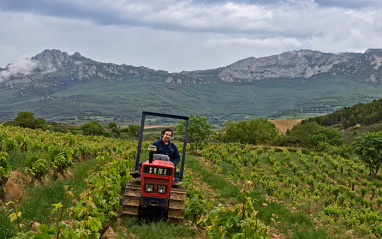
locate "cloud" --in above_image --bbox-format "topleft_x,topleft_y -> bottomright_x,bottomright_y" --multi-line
0,0 -> 381,72
0,58 -> 38,83
316,0 -> 381,9
3,0 -> 378,33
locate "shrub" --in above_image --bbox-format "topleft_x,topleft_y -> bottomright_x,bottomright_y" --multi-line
376,197 -> 382,207
324,204 -> 340,220
360,187 -> 368,198
219,118 -> 278,145
81,121 -> 107,136
0,152 -> 11,178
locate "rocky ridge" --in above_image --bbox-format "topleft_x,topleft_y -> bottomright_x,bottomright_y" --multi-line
1,48 -> 381,90
1,50 -> 166,92
187,49 -> 382,83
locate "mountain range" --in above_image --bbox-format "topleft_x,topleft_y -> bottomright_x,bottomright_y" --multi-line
0,48 -> 381,127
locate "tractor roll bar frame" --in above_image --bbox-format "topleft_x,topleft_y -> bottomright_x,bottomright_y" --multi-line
134,111 -> 189,181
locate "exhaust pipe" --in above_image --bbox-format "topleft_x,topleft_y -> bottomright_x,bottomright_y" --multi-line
148,145 -> 157,163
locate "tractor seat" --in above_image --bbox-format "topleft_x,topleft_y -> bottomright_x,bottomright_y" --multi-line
153,154 -> 170,161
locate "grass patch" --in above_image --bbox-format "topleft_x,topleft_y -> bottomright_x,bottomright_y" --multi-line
20,159 -> 97,222
185,155 -> 242,201
0,159 -> 98,238
120,218 -> 197,239
292,227 -> 334,239
7,150 -> 27,171
0,208 -> 15,239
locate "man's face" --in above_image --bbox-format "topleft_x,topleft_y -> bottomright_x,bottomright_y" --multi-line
162,131 -> 172,144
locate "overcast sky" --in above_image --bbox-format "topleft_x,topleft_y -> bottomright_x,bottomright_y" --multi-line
0,0 -> 381,73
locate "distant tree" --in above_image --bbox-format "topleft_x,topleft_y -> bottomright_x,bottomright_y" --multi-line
46,121 -> 68,133
342,119 -> 349,129
128,125 -> 140,138
351,131 -> 382,178
217,118 -> 278,145
288,121 -> 321,147
81,121 -> 106,136
363,116 -> 371,126
108,122 -> 120,137
111,127 -> 121,137
349,115 -> 356,126
370,112 -> 379,124
308,127 -> 344,147
34,117 -> 46,129
177,114 -> 214,152
108,122 -> 118,128
14,111 -> 37,129
120,127 -> 129,133
356,113 -> 364,124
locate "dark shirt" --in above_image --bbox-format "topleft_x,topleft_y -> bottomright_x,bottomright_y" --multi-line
152,139 -> 180,167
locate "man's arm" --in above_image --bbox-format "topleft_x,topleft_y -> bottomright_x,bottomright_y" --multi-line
171,143 -> 180,167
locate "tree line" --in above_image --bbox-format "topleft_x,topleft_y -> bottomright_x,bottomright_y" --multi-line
303,98 -> 382,129
3,112 -> 140,139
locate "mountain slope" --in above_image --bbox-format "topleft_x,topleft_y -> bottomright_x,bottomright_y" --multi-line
0,49 -> 381,126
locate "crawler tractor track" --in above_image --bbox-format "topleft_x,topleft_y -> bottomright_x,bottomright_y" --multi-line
122,180 -> 141,216
168,184 -> 186,223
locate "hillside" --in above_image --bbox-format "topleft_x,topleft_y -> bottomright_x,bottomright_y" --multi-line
0,49 -> 381,126
300,98 -> 382,143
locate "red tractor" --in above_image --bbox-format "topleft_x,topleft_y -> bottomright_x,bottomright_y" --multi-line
122,111 -> 189,223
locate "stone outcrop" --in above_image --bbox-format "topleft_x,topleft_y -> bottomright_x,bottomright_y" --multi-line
212,49 -> 382,82
0,49 -> 158,89
32,49 -> 76,72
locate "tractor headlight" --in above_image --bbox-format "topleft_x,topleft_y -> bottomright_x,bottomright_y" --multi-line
144,184 -> 154,193
157,185 -> 167,194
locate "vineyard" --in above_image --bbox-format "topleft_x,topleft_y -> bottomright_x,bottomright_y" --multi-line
0,124 -> 382,238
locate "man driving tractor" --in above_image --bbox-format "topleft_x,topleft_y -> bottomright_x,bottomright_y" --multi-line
152,127 -> 180,169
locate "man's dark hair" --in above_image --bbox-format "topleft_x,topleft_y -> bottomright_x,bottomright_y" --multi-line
161,127 -> 173,137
